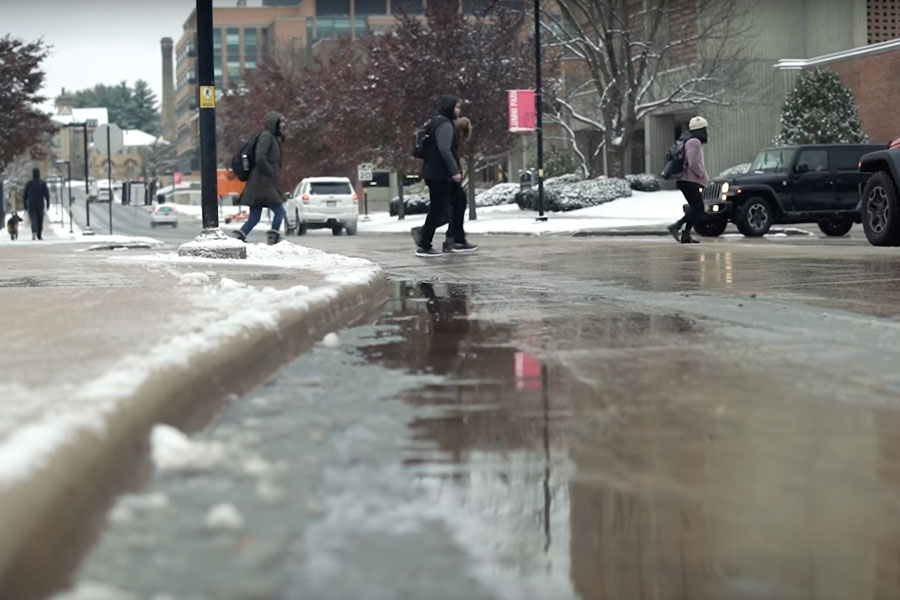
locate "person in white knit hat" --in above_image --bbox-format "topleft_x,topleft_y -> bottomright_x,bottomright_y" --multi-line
667,116 -> 709,243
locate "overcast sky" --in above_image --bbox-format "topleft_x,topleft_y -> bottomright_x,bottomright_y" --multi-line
5,0 -> 262,112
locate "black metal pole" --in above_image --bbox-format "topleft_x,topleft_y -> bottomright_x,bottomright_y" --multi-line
197,0 -> 219,230
106,126 -> 113,235
534,0 -> 547,221
67,161 -> 73,234
82,123 -> 91,231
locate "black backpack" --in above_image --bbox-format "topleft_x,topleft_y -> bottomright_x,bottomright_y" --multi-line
231,133 -> 260,182
660,139 -> 687,180
412,118 -> 437,160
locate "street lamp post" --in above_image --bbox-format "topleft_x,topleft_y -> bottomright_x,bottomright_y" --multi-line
534,0 -> 547,221
55,159 -> 73,234
63,121 -> 93,234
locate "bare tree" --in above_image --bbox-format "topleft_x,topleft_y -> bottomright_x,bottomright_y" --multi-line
543,0 -> 753,177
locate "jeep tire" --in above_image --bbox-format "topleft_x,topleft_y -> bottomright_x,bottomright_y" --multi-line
817,220 -> 853,237
736,197 -> 773,237
861,171 -> 900,246
694,215 -> 728,237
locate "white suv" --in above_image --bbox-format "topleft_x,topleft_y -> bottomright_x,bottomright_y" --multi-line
285,177 -> 359,236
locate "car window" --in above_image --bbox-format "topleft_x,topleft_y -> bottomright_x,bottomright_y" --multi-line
158,206 -> 173,213
309,182 -> 352,195
750,149 -> 795,174
831,148 -> 865,171
795,149 -> 829,173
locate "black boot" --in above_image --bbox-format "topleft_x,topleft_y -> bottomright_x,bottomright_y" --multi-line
667,222 -> 682,242
231,230 -> 247,243
681,228 -> 699,244
266,229 -> 281,245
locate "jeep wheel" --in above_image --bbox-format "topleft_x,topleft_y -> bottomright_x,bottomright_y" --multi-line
331,225 -> 343,236
817,220 -> 853,237
736,197 -> 773,237
694,215 -> 728,237
862,172 -> 900,246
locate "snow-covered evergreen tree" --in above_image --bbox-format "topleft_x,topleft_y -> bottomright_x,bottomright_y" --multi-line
774,68 -> 867,145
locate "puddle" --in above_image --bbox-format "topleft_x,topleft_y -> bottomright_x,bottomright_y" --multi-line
55,279 -> 900,600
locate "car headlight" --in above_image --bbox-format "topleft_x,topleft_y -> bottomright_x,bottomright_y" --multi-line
721,182 -> 730,194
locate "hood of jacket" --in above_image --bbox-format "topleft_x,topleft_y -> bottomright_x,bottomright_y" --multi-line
263,111 -> 283,137
436,96 -> 458,120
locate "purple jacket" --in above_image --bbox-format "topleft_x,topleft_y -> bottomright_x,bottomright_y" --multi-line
679,137 -> 708,187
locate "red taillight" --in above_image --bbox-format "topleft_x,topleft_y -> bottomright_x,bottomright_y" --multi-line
302,194 -> 310,203
352,193 -> 358,202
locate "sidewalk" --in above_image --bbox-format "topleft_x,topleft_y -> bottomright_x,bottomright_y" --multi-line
0,227 -> 387,597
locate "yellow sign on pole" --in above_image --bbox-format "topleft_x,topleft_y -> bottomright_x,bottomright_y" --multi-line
199,86 -> 216,109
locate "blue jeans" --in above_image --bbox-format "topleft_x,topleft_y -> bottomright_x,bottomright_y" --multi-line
240,203 -> 284,235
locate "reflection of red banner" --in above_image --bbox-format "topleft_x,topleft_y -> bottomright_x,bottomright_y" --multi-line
174,172 -> 183,185
514,351 -> 542,390
508,90 -> 536,132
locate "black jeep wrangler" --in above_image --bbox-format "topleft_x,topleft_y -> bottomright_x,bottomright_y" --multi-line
858,143 -> 900,246
699,144 -> 887,237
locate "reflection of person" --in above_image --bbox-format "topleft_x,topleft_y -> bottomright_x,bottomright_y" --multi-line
23,168 -> 50,241
667,116 -> 709,244
232,111 -> 287,245
420,282 -> 470,373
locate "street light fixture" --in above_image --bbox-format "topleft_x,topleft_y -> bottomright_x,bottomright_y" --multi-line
54,159 -> 74,234
62,121 -> 94,235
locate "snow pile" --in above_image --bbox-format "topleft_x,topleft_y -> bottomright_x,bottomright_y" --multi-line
150,424 -> 229,473
718,163 -> 751,179
178,272 -> 211,286
625,173 -> 662,192
205,503 -> 245,532
474,183 -> 519,207
322,332 -> 341,347
517,176 -> 632,212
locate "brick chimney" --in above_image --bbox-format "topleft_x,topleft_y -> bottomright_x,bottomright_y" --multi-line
160,38 -> 177,145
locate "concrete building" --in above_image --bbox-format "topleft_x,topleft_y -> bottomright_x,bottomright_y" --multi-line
642,0 -> 900,175
172,0 -> 428,173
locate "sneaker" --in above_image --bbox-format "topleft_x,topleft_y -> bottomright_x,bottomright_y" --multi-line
231,230 -> 247,243
411,226 -> 423,248
448,241 -> 478,253
266,229 -> 281,245
442,239 -> 453,253
415,246 -> 443,258
680,230 -> 700,244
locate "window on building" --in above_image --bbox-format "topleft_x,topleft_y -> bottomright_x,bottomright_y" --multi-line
316,0 -> 349,15
213,28 -> 222,52
244,28 -> 258,64
227,60 -> 241,78
355,0 -> 386,15
226,28 -> 240,54
306,17 -> 313,47
391,0 -> 423,14
214,55 -> 222,78
316,17 -> 352,39
354,18 -> 367,36
868,0 -> 900,44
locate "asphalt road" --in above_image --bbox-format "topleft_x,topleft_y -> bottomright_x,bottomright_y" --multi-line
61,230 -> 900,600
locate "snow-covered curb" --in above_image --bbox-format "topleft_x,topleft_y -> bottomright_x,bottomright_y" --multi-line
0,242 -> 387,588
0,243 -> 381,488
362,190 -> 686,235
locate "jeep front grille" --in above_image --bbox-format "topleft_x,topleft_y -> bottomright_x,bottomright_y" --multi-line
703,183 -> 722,201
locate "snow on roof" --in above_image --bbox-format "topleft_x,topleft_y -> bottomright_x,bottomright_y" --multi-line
51,107 -> 109,127
123,129 -> 164,147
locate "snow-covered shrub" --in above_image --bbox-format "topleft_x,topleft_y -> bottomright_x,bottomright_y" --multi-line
774,68 -> 867,145
516,176 -> 631,212
389,192 -> 429,216
545,173 -> 584,186
625,173 -> 661,192
474,183 -> 519,207
389,182 -> 429,216
718,163 -> 751,179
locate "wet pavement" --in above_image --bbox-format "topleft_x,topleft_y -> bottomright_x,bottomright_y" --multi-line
58,234 -> 900,600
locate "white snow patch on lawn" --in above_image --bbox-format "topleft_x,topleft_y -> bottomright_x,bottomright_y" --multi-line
151,424 -> 229,473
205,503 -> 245,532
361,190 -> 686,235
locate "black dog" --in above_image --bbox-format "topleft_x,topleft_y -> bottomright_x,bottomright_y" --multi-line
6,214 -> 23,241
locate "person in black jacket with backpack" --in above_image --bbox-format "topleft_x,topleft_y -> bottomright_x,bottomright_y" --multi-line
412,96 -> 477,257
232,111 -> 286,245
23,168 -> 50,241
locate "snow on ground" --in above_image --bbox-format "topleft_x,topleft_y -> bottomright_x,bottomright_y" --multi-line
361,190 -> 686,235
0,240 -> 382,491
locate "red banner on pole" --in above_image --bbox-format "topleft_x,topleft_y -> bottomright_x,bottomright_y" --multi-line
508,89 -> 536,132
